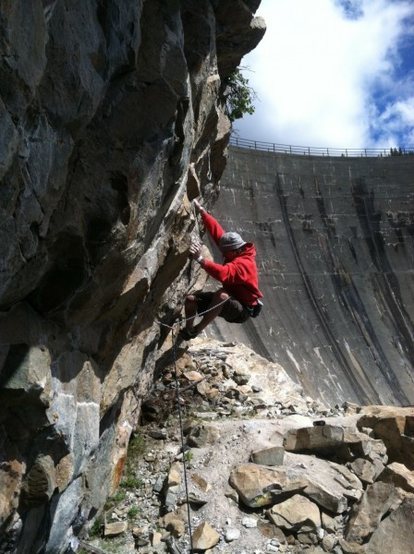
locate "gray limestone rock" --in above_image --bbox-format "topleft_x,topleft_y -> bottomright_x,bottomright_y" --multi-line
357,407 -> 414,469
251,446 -> 285,467
187,424 -> 221,448
349,457 -> 384,485
225,527 -> 241,542
1,344 -> 52,404
0,1 -> 266,550
345,481 -> 402,544
378,461 -> 414,493
365,497 -> 414,553
229,457 -> 362,513
283,425 -> 345,453
0,100 -> 19,180
21,455 -> 56,507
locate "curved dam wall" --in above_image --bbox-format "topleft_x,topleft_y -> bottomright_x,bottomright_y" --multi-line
209,146 -> 414,407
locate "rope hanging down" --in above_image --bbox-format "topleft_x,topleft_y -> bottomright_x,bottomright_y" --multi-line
156,296 -> 229,330
155,205 -> 228,550
171,325 -> 194,553
156,298 -> 229,551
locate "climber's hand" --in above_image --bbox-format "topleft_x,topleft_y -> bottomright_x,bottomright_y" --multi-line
189,239 -> 202,260
193,199 -> 204,214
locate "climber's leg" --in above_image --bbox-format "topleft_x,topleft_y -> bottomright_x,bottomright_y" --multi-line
180,289 -> 249,340
180,290 -> 228,339
191,289 -> 230,335
183,294 -> 198,331
182,289 -> 230,340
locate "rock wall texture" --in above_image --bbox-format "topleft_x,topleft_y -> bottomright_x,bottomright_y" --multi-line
210,147 -> 414,407
0,2 -> 265,552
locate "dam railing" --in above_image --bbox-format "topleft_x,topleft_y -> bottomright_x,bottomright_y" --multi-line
230,136 -> 414,158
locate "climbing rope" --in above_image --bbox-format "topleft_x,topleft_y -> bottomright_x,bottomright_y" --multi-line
155,296 -> 229,552
156,296 -> 230,330
154,210 -> 229,549
171,324 -> 194,553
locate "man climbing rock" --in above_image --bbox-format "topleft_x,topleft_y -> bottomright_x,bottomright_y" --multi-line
179,199 -> 263,340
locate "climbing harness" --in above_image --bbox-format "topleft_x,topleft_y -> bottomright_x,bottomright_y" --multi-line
244,298 -> 263,318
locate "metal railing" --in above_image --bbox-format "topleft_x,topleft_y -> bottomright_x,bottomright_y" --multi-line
229,135 -> 414,158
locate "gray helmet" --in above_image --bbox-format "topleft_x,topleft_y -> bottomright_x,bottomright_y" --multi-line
219,232 -> 247,252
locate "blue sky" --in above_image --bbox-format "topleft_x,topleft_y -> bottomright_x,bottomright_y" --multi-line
234,0 -> 414,149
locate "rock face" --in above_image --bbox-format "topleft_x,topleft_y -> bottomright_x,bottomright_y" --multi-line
0,2 -> 265,552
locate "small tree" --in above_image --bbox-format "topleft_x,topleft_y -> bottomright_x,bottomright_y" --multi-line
223,68 -> 256,122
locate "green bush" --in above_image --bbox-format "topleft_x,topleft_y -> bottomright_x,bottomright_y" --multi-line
223,68 -> 256,122
127,433 -> 146,459
119,432 -> 146,490
184,450 -> 193,463
127,506 -> 140,519
89,516 -> 103,537
120,475 -> 143,489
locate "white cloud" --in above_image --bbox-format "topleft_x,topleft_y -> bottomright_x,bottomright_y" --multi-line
234,0 -> 414,148
374,96 -> 414,145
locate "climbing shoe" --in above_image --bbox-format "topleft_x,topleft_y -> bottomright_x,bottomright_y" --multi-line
178,328 -> 198,341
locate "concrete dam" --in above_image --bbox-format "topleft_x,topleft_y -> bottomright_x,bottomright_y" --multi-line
209,145 -> 414,407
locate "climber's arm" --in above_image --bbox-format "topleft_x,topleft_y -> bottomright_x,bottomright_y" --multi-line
193,199 -> 225,244
189,238 -> 230,281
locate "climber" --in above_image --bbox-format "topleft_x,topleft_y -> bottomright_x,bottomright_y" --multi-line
179,199 -> 263,340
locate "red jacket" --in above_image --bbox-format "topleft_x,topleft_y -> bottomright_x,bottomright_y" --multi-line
200,211 -> 263,306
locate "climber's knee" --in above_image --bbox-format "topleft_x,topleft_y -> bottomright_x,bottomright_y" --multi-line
185,294 -> 197,309
213,289 -> 230,303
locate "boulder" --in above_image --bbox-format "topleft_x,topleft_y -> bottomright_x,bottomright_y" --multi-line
229,457 -> 362,513
358,406 -> 414,422
187,424 -> 220,448
267,494 -> 321,532
229,464 -> 293,508
242,516 -> 258,528
232,369 -> 250,385
321,512 -> 338,533
357,407 -> 414,469
283,425 -> 344,453
191,473 -> 211,493
284,425 -> 387,465
378,462 -> 414,493
104,520 -> 128,537
349,458 -> 384,485
151,531 -> 162,546
225,527 -> 240,542
1,344 -> 52,405
167,462 -> 182,487
192,521 -> 220,551
322,533 -> 338,551
184,371 -> 204,383
366,497 -> 414,553
363,438 -> 388,465
250,446 -> 285,466
161,512 -> 185,538
345,481 -> 402,543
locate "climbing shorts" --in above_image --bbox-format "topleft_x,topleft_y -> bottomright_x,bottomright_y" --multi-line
194,292 -> 250,324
